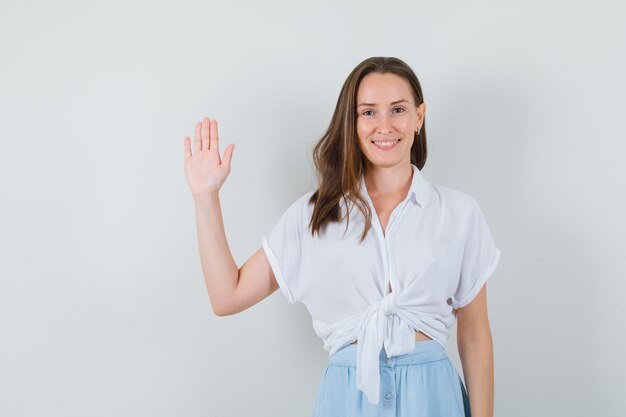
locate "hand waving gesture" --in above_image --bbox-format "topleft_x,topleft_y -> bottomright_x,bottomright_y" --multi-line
184,117 -> 235,198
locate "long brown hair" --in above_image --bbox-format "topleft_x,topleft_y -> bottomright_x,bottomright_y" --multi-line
307,57 -> 428,242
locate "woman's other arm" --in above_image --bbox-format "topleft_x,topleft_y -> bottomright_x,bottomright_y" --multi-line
184,117 -> 279,316
456,284 -> 494,417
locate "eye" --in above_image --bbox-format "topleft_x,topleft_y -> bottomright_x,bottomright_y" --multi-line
393,107 -> 405,114
362,110 -> 374,116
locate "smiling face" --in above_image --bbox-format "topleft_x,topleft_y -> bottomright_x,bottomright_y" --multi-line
356,72 -> 426,169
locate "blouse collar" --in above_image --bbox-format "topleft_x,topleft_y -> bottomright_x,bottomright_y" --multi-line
359,163 -> 430,207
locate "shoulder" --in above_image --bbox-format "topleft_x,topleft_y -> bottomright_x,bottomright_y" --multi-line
429,183 -> 480,215
278,190 -> 316,222
289,190 -> 316,212
266,190 -> 316,239
427,183 -> 488,239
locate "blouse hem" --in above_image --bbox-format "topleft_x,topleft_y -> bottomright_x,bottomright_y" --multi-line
261,236 -> 296,304
451,246 -> 502,309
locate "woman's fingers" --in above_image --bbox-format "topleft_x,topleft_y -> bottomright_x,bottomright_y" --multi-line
188,117 -> 226,163
223,143 -> 235,171
184,136 -> 192,160
194,121 -> 202,152
201,117 -> 210,150
210,119 -> 220,160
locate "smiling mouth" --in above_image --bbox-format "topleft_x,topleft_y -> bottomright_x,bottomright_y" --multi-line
371,139 -> 400,150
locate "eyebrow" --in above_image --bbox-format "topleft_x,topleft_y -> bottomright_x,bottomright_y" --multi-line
356,99 -> 410,108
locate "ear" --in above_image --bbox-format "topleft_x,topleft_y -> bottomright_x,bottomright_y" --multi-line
416,102 -> 426,130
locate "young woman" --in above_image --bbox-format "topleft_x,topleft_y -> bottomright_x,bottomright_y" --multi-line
183,57 -> 501,417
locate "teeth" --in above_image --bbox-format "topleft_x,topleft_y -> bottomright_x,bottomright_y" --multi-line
373,140 -> 399,146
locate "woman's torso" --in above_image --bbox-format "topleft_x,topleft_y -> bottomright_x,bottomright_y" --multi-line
351,192 -> 433,344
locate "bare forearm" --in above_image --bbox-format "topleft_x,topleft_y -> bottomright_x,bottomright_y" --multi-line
458,336 -> 494,417
193,192 -> 239,315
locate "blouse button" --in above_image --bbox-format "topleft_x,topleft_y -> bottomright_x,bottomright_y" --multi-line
384,392 -> 393,400
385,358 -> 394,365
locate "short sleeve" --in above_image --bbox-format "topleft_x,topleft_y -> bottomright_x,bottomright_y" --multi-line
261,194 -> 309,304
450,198 -> 502,309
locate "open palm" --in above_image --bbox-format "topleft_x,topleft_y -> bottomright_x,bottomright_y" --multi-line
184,117 -> 235,197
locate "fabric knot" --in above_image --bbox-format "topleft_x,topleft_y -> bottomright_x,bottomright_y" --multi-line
380,292 -> 397,316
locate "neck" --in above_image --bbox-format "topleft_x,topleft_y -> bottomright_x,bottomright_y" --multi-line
363,162 -> 413,198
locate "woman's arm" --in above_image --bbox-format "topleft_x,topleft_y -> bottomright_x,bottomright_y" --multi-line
456,284 -> 494,417
193,194 -> 279,315
185,117 -> 279,316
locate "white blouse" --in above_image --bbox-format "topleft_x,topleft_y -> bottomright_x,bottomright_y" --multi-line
261,164 -> 502,405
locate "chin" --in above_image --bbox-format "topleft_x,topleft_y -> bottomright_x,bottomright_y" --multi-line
364,157 -> 407,169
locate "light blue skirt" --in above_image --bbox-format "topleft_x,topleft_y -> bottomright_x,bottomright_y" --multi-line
312,340 -> 471,417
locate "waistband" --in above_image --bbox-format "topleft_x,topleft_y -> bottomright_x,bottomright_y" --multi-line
328,340 -> 448,367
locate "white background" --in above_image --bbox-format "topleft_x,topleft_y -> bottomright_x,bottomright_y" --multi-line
1,1 -> 625,416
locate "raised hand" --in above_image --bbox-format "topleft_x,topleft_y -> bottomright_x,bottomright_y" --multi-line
184,117 -> 235,198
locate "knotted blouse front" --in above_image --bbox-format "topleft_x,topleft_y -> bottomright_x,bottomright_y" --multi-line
261,164 -> 502,405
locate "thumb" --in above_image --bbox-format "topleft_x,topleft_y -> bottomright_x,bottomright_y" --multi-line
223,144 -> 235,170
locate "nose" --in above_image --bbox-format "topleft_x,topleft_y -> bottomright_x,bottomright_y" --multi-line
377,113 -> 393,134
